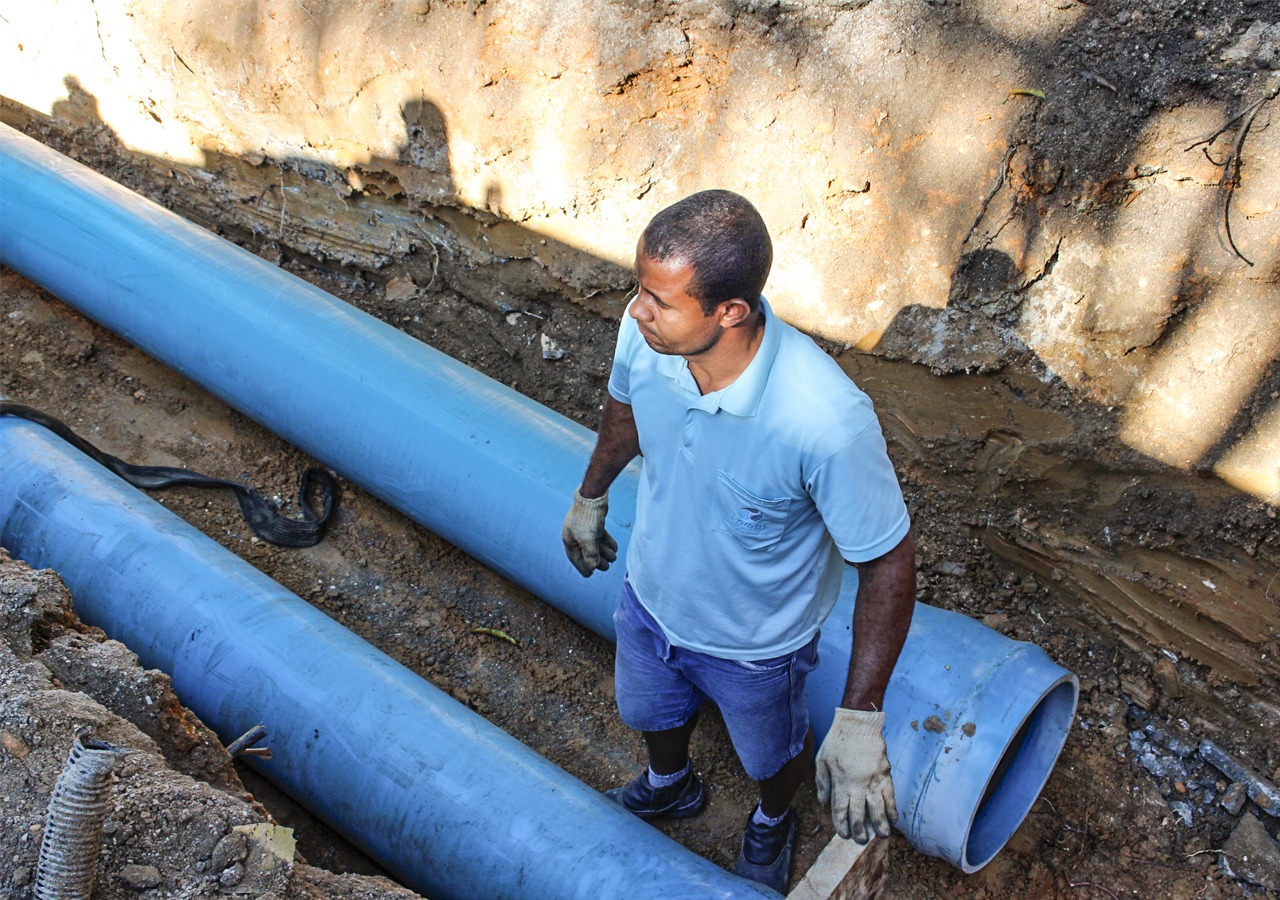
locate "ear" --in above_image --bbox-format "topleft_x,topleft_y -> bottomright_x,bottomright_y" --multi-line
716,297 -> 753,327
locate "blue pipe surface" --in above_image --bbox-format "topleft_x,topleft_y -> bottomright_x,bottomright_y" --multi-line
0,413 -> 779,899
0,123 -> 1077,872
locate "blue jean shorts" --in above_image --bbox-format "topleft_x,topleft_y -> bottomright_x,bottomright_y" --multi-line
613,579 -> 819,781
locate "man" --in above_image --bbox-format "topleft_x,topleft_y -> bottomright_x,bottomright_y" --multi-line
562,190 -> 915,893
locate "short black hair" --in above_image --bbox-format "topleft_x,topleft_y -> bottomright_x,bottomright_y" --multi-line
639,190 -> 772,315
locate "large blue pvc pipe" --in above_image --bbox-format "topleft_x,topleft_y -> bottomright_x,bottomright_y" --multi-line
0,412 -> 778,899
0,123 -> 1076,872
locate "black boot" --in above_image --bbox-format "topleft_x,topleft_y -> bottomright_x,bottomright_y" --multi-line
604,767 -> 705,820
733,807 -> 797,893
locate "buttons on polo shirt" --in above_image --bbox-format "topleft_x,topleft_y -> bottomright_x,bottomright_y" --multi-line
680,400 -> 718,460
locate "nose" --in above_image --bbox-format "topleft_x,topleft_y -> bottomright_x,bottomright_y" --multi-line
629,292 -> 652,322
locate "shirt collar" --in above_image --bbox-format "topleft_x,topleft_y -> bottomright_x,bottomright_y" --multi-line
719,296 -> 780,416
657,296 -> 781,418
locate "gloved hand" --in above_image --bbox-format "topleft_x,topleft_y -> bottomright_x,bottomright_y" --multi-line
561,488 -> 618,577
815,708 -> 897,843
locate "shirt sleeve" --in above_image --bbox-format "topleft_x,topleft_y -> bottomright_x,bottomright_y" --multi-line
607,301 -> 640,404
806,420 -> 911,563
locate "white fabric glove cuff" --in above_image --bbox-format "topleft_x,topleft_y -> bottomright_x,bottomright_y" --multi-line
573,487 -> 609,509
832,707 -> 885,735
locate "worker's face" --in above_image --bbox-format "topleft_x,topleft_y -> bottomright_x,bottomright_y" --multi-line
630,249 -> 724,358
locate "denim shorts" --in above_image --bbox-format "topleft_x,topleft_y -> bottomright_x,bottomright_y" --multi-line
612,579 -> 819,780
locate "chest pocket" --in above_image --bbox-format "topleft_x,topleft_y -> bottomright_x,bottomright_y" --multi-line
712,470 -> 791,551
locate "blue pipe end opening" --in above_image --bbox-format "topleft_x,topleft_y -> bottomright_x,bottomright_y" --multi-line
961,674 -> 1078,871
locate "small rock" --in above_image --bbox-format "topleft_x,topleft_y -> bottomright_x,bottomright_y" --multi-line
1153,657 -> 1182,699
1221,814 -> 1280,891
219,862 -> 245,888
1222,781 -> 1248,816
1143,721 -> 1195,758
210,831 -> 249,870
979,612 -> 1008,631
13,866 -> 31,886
1221,21 -> 1280,65
0,730 -> 30,759
1120,674 -> 1156,710
1140,750 -> 1188,782
385,275 -> 418,302
930,561 -> 966,577
540,333 -> 566,361
118,864 -> 162,889
61,338 -> 93,362
1168,800 -> 1193,827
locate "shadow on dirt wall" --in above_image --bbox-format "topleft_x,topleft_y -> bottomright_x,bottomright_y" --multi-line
3,73 -> 1277,692
29,0 -> 1280,483
731,0 -> 1279,484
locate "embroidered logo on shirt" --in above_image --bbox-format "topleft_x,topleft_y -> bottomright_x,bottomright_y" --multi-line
733,507 -> 770,534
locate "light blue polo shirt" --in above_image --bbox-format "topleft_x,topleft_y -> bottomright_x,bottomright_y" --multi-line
609,296 -> 910,660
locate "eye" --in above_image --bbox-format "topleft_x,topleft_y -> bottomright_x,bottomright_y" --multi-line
633,285 -> 667,309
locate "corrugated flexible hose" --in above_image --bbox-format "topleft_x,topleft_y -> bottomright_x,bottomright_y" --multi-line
34,729 -> 130,900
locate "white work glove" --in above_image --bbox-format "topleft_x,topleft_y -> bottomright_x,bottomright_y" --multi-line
815,708 -> 897,844
561,488 -> 618,577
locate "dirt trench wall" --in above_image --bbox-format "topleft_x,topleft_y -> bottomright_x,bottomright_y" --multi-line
4,0 -> 1278,497
1,3 -> 1278,720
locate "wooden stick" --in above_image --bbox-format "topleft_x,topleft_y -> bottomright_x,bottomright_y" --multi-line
226,723 -> 268,758
788,835 -> 889,900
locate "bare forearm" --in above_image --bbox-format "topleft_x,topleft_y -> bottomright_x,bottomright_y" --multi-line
842,530 -> 916,711
580,396 -> 640,499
